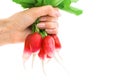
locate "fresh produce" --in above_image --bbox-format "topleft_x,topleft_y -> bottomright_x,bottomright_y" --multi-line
12,0 -> 82,63
12,0 -> 82,15
38,35 -> 55,60
23,32 -> 42,61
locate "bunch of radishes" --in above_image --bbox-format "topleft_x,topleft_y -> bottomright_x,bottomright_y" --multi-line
12,0 -> 82,67
23,30 -> 61,63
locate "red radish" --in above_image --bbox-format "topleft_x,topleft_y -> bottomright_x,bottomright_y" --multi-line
38,35 -> 55,60
38,48 -> 45,60
29,32 -> 42,52
24,35 -> 31,53
43,35 -> 55,59
51,34 -> 61,50
23,32 -> 42,61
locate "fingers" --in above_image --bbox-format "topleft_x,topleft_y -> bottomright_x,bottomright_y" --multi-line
37,15 -> 59,34
37,21 -> 58,34
24,5 -> 60,21
37,20 -> 58,29
40,16 -> 58,22
23,6 -> 60,34
36,13 -> 59,34
45,28 -> 58,34
36,5 -> 60,17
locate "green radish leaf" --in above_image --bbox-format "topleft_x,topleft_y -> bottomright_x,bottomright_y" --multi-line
13,0 -> 36,4
12,0 -> 36,8
43,0 -> 64,6
70,0 -> 79,2
35,0 -> 43,7
12,0 -> 83,15
58,0 -> 82,15
62,6 -> 82,15
20,3 -> 34,8
61,0 -> 71,8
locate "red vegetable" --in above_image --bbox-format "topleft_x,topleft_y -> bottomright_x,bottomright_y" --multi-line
38,48 -> 45,60
23,32 -> 42,61
51,34 -> 61,50
38,35 -> 55,60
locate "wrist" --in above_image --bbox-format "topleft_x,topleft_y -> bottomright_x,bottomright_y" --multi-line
0,19 -> 11,45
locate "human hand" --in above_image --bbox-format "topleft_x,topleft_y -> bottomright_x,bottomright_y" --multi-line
0,5 -> 60,45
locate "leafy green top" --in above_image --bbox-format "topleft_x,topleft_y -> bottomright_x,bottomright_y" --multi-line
12,0 -> 82,15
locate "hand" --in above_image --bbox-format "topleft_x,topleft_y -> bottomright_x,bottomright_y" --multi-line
0,5 -> 60,45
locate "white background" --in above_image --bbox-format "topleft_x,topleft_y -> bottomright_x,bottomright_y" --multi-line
0,0 -> 120,80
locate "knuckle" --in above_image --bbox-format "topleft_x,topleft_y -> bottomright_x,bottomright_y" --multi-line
46,5 -> 53,9
46,6 -> 55,14
49,22 -> 57,28
46,5 -> 53,11
51,17 -> 58,21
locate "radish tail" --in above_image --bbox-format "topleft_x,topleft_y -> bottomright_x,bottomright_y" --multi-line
32,54 -> 36,68
23,60 -> 26,70
55,52 -> 63,61
41,60 -> 47,76
54,56 -> 69,75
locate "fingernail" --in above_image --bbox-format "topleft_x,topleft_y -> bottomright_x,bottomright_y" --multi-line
45,29 -> 53,33
37,23 -> 45,28
55,11 -> 61,17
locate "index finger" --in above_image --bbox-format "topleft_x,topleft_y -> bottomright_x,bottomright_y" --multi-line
28,5 -> 60,19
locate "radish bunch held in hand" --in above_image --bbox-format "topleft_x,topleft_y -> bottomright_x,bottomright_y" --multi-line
12,0 -> 82,63
23,17 -> 61,61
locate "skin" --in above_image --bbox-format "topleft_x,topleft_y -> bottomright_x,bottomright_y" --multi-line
0,5 -> 60,46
